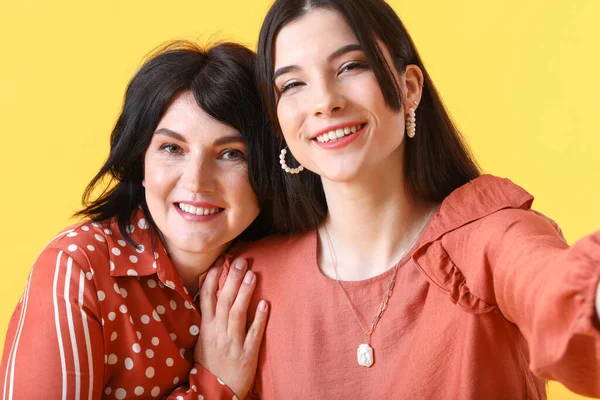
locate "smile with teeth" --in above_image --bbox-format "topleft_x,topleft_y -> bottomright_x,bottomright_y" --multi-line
315,123 -> 365,143
177,203 -> 223,216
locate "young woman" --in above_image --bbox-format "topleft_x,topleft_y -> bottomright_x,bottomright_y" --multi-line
0,41 -> 277,400
220,0 -> 600,398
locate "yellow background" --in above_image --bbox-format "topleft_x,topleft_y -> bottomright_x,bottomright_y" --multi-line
0,0 -> 598,398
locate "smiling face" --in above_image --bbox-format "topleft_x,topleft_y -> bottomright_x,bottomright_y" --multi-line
143,90 -> 259,256
273,8 -> 409,183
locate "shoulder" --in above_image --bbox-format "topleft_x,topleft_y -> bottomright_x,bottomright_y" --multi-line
448,208 -> 564,247
229,230 -> 315,272
411,176 -> 567,312
40,212 -> 158,277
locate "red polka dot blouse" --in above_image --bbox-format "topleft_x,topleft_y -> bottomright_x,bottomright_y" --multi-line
0,210 -> 238,399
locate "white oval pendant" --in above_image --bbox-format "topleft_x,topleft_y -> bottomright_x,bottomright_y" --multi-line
357,343 -> 374,367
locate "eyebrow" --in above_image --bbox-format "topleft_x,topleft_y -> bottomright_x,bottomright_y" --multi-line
273,43 -> 363,82
213,135 -> 245,146
154,128 -> 244,146
154,128 -> 185,141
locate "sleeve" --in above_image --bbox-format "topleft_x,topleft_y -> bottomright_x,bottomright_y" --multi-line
443,209 -> 600,397
0,246 -> 106,400
166,364 -> 238,399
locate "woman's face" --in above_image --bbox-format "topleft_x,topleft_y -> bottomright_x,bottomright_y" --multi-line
273,8 -> 409,183
143,90 -> 259,256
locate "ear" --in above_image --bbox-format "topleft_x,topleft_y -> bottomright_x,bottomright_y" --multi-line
142,179 -> 145,188
403,64 -> 424,111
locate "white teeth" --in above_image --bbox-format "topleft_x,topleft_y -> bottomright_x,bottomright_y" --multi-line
315,124 -> 363,143
177,203 -> 221,216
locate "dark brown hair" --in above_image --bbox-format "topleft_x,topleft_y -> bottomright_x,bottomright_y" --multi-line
77,41 -> 277,244
256,0 -> 481,233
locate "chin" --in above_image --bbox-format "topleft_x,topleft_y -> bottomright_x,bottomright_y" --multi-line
321,168 -> 363,183
171,233 -> 224,255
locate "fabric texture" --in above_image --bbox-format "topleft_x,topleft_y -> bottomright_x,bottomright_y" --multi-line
224,175 -> 600,399
0,209 -> 237,400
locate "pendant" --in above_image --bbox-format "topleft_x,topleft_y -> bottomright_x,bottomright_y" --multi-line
357,343 -> 374,367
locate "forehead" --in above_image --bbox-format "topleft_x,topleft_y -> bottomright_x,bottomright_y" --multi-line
274,8 -> 358,69
157,91 -> 239,137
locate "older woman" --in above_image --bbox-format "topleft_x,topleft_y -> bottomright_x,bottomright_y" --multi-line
0,41 -> 276,400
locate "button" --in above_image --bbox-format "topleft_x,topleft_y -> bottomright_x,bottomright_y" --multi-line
189,325 -> 199,336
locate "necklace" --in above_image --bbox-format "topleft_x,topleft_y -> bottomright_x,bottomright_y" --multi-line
321,207 -> 436,368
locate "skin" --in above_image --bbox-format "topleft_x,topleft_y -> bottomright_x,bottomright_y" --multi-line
143,90 -> 267,398
273,8 -> 436,280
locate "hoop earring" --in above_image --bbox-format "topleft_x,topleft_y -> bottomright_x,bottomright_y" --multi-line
279,147 -> 304,174
406,107 -> 416,138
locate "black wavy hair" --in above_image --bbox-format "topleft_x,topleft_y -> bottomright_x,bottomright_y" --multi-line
76,41 -> 276,244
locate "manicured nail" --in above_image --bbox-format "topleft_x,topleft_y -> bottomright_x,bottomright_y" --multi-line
258,300 -> 268,312
233,258 -> 246,270
243,271 -> 254,284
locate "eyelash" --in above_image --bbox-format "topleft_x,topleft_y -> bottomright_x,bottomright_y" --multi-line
220,149 -> 246,161
280,81 -> 302,94
339,61 -> 368,73
278,61 -> 369,94
160,143 -> 182,154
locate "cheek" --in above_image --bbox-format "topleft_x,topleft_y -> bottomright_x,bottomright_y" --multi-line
277,99 -> 302,140
143,159 -> 176,199
226,170 -> 259,217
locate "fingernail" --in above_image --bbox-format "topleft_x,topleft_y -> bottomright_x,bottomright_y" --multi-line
243,271 -> 254,284
233,258 -> 246,270
258,300 -> 268,312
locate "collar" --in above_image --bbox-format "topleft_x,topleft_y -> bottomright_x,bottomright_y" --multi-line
102,209 -> 175,284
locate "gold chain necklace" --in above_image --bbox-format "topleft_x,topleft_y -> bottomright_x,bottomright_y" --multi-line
321,208 -> 436,368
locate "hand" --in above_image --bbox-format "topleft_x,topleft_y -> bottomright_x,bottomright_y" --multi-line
195,257 -> 269,399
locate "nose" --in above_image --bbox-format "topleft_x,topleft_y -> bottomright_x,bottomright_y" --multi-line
180,153 -> 217,194
312,78 -> 347,117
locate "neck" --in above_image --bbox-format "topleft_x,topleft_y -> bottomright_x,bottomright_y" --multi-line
164,243 -> 226,296
319,149 -> 436,280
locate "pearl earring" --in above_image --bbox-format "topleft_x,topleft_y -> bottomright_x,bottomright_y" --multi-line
406,107 -> 416,138
279,147 -> 304,174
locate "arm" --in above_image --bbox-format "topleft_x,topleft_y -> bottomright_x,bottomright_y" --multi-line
443,209 -> 600,396
167,257 -> 268,400
0,247 -> 105,399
